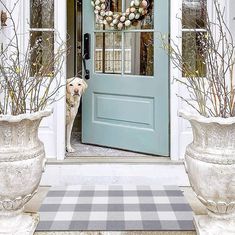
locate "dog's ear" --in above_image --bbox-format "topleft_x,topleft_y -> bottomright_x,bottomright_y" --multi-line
81,79 -> 88,93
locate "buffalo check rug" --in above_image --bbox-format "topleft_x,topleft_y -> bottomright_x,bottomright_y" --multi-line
36,185 -> 195,231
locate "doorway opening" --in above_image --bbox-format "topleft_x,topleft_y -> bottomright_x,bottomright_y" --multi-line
66,0 -> 169,157
67,0 -> 82,134
66,0 -> 152,157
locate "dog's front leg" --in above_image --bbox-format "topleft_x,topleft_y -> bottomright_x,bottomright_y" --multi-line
66,120 -> 75,153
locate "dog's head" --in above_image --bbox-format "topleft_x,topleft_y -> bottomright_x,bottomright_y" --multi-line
66,77 -> 88,97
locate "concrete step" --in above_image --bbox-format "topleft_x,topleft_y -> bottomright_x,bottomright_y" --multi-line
35,232 -> 196,235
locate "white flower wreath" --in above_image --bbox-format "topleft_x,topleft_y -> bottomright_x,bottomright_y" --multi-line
91,0 -> 149,30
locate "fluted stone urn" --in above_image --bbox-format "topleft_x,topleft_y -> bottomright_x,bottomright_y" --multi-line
179,110 -> 235,235
0,110 -> 52,235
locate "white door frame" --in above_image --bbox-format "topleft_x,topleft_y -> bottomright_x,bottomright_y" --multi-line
54,0 -> 67,160
170,0 -> 182,161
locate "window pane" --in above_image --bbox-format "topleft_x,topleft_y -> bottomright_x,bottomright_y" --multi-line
95,32 -> 122,74
182,32 -> 206,77
182,0 -> 207,29
124,32 -> 154,76
30,31 -> 54,76
124,0 -> 154,29
30,0 -> 54,28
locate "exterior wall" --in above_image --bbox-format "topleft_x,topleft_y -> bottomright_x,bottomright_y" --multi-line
175,0 -> 234,159
4,0 -> 233,186
0,0 -> 67,159
1,0 -> 234,162
0,0 -> 189,160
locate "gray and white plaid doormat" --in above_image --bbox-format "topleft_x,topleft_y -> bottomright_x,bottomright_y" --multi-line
36,185 -> 195,231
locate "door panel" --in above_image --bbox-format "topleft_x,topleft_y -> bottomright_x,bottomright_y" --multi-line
82,0 -> 169,156
94,93 -> 154,128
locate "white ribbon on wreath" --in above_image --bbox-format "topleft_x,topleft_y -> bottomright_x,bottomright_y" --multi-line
91,0 -> 149,30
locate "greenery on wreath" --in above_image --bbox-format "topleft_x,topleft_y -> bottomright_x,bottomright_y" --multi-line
91,0 -> 149,30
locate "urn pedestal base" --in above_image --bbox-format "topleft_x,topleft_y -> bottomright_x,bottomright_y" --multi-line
0,212 -> 39,235
194,215 -> 235,235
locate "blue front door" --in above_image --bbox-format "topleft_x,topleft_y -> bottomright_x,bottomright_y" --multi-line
82,0 -> 169,156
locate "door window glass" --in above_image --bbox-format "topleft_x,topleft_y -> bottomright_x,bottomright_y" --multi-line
124,0 -> 154,30
95,32 -> 122,74
95,0 -> 122,30
94,0 -> 154,77
124,32 -> 154,76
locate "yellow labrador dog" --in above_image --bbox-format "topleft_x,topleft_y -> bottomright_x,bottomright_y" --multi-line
66,77 -> 88,152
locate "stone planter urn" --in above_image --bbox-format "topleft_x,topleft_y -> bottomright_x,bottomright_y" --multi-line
0,110 -> 52,235
179,110 -> 235,235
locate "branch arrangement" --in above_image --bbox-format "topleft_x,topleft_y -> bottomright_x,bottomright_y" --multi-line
164,0 -> 235,118
0,0 -> 67,115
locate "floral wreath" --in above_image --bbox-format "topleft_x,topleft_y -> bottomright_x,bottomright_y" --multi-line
91,0 -> 149,30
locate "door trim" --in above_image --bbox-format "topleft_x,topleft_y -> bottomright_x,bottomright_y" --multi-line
170,0 -> 180,161
55,0 -> 67,160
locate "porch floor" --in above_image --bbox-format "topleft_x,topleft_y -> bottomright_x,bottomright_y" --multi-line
66,132 -> 152,157
26,186 -> 206,235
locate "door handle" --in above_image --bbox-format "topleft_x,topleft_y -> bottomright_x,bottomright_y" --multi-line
83,33 -> 91,80
84,33 -> 91,59
82,54 -> 90,80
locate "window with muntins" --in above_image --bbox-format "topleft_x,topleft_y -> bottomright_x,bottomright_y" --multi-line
94,0 -> 154,76
29,0 -> 54,76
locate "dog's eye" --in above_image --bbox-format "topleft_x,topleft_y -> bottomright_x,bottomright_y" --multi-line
69,84 -> 73,86
78,84 -> 81,86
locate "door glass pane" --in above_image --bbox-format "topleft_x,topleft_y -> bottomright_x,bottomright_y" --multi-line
182,0 -> 207,29
124,0 -> 154,29
95,0 -> 122,30
182,32 -> 206,77
124,32 -> 154,76
95,32 -> 122,74
95,0 -> 154,30
30,0 -> 54,28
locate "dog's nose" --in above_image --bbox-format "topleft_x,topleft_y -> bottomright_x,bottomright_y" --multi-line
74,88 -> 79,94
